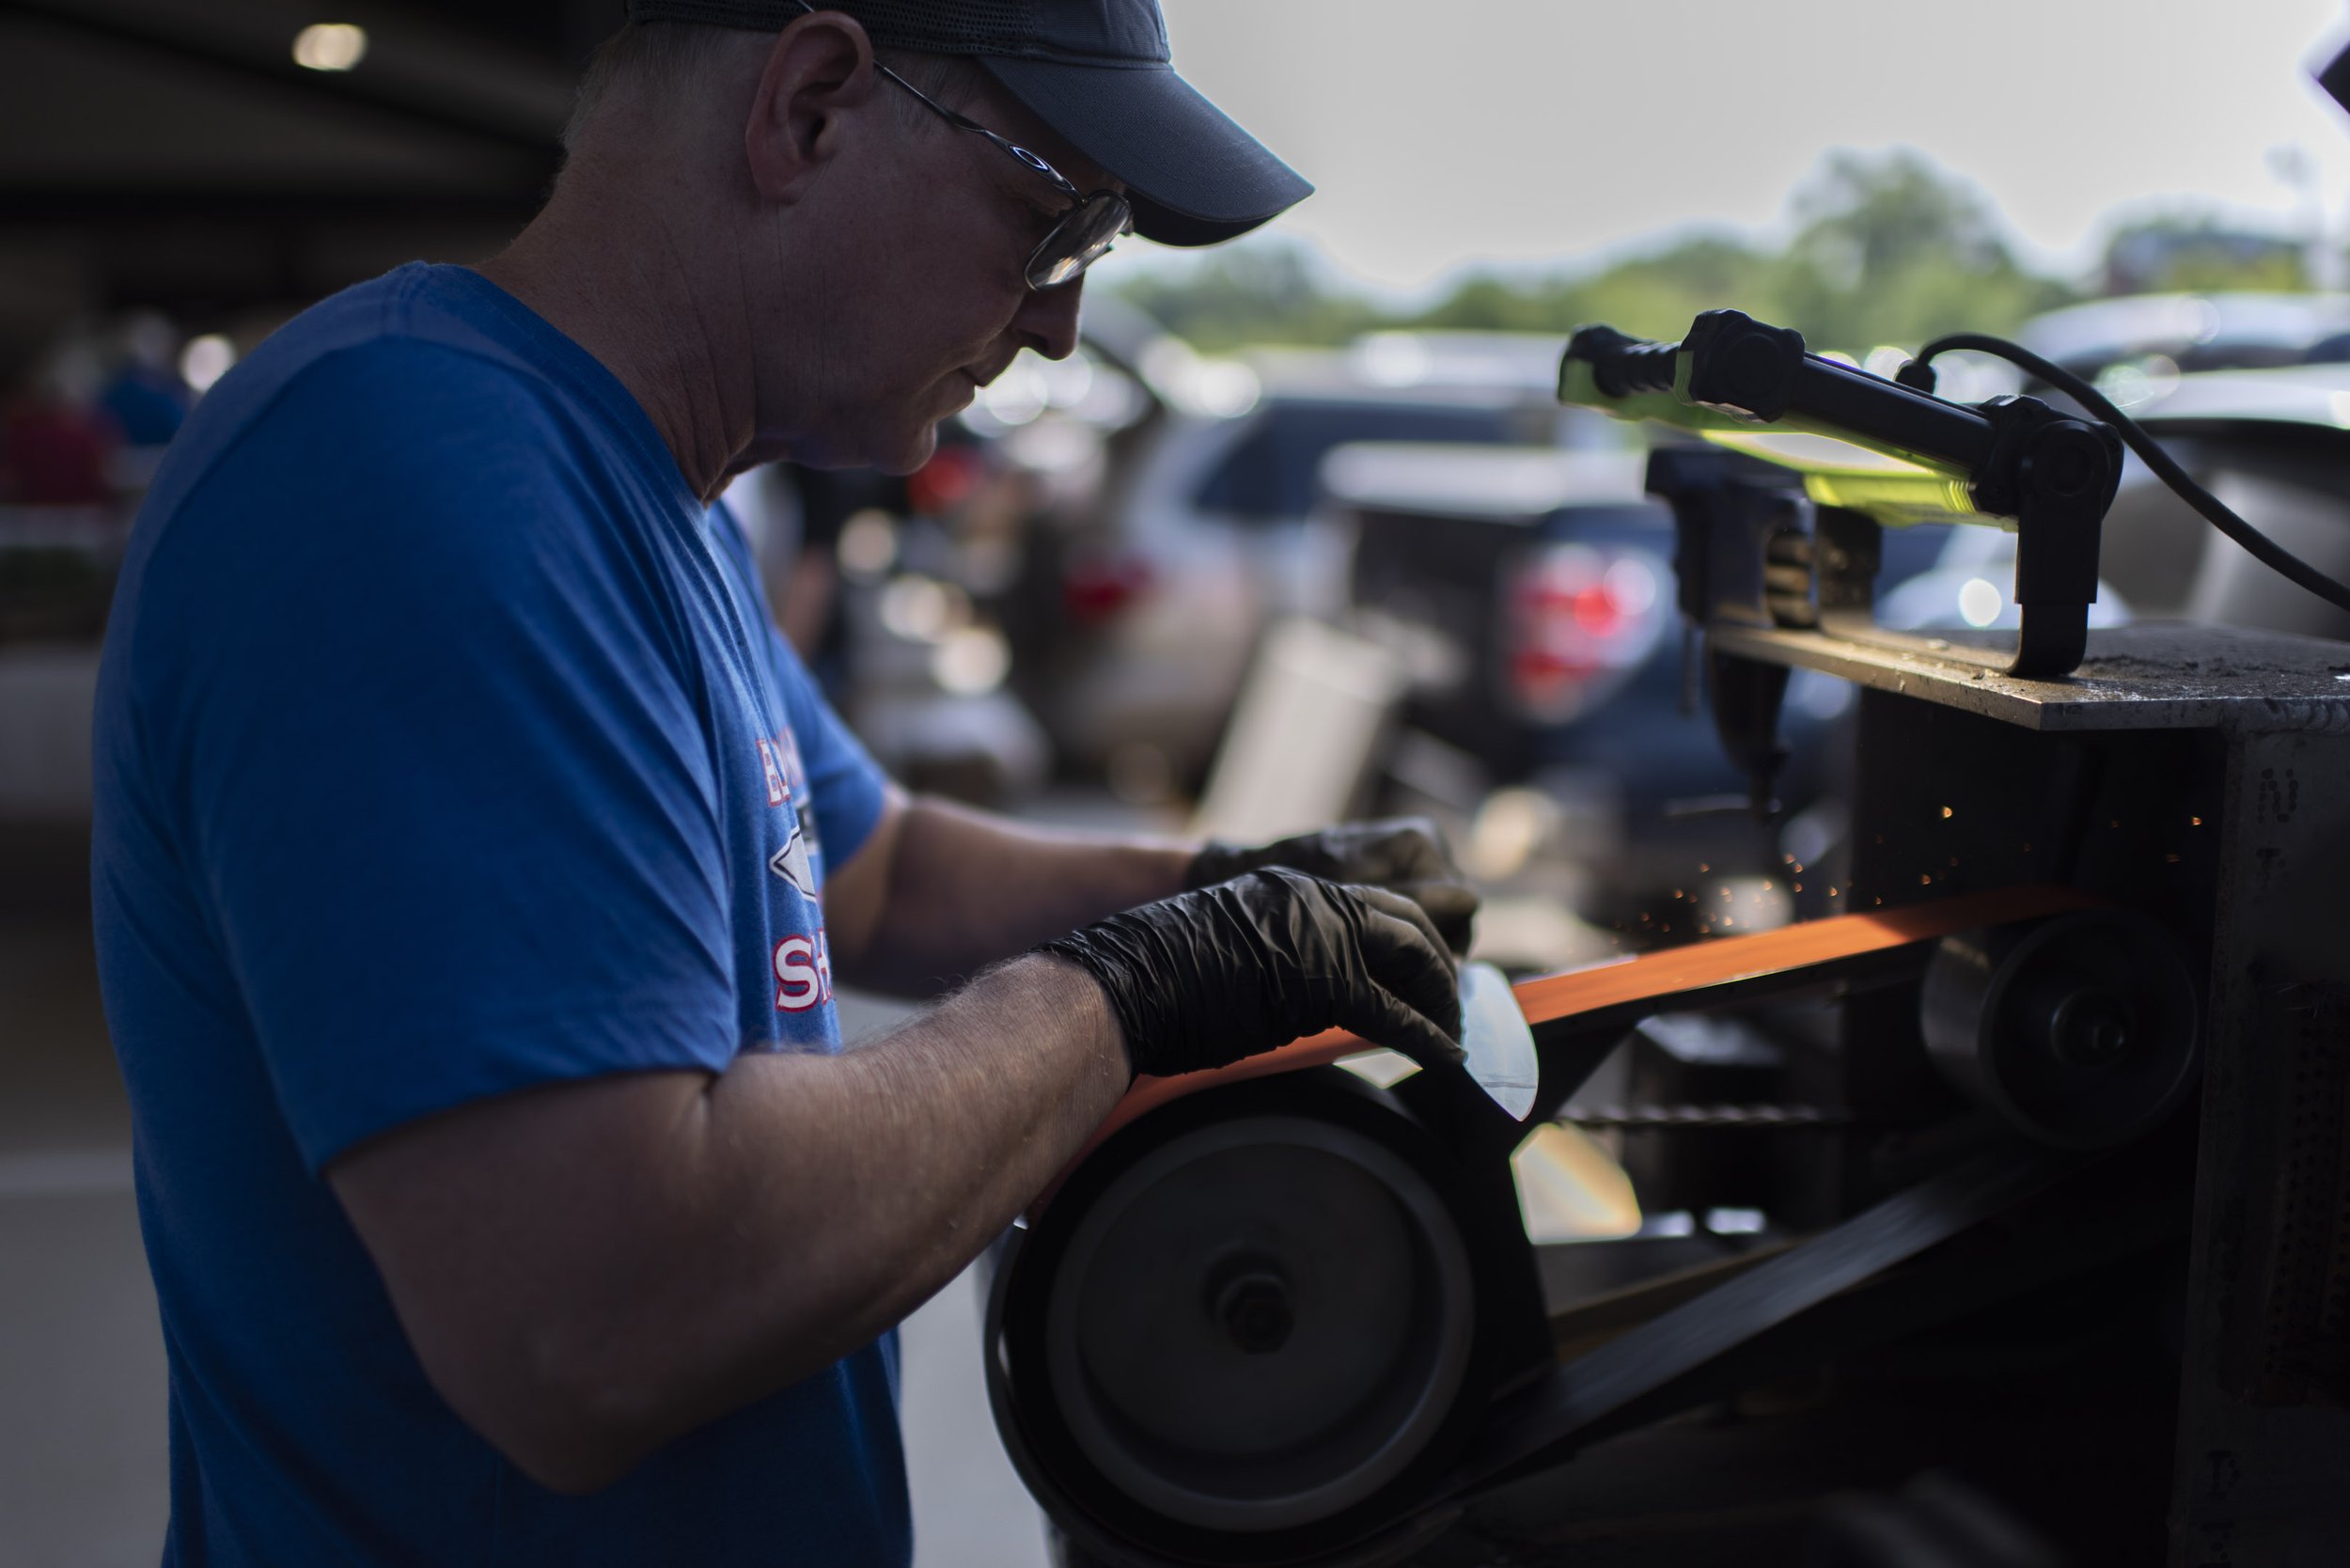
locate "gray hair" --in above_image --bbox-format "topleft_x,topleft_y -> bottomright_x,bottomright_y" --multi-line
563,21 -> 988,153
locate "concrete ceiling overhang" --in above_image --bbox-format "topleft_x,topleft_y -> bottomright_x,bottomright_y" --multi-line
0,0 -> 610,319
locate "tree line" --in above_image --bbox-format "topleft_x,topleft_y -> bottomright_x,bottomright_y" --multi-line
1111,149 -> 2320,356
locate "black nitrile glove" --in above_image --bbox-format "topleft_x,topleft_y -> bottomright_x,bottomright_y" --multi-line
1040,867 -> 1465,1080
1187,817 -> 1478,959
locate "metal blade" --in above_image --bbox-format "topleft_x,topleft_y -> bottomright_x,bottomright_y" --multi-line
1460,962 -> 1539,1121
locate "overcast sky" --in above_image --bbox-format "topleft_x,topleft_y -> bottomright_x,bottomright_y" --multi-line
1110,0 -> 2350,299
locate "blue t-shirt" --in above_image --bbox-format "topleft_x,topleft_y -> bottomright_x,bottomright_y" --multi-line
90,263 -> 906,1566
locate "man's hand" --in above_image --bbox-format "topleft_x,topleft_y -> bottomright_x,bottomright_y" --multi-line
1187,817 -> 1478,958
1040,867 -> 1464,1078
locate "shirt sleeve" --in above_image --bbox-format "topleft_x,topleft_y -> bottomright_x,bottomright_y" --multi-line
707,500 -> 890,872
139,342 -> 737,1171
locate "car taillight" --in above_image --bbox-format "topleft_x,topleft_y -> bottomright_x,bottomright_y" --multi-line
1506,544 -> 1666,723
1063,553 -> 1155,625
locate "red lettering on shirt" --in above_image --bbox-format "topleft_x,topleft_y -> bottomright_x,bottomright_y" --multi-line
773,929 -> 834,1012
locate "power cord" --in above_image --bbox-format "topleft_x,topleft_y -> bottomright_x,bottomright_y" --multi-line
1900,333 -> 2350,617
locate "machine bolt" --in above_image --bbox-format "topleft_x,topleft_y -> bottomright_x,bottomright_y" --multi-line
1214,1272 -> 1294,1356
2026,425 -> 2106,499
2048,989 -> 2132,1069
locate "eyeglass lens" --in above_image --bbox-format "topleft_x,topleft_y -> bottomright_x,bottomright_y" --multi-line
1030,194 -> 1133,290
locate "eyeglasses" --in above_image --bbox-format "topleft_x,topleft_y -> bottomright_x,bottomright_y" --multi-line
787,3 -> 1133,290
875,62 -> 1134,290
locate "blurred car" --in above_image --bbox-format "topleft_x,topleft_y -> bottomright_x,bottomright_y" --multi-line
1330,445 -> 1807,914
1333,444 -> 1668,777
2018,291 -> 2350,386
999,318 -> 1630,792
1327,441 -> 1983,918
2095,360 -> 2350,641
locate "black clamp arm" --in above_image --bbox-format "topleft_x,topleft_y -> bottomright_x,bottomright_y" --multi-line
1562,309 -> 2123,678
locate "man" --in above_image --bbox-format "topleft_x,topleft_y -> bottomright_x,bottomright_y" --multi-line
89,3 -> 1470,1564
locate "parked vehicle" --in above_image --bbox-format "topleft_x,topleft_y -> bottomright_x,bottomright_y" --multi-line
999,318 -> 1630,792
2091,360 -> 2350,642
1328,441 -> 1966,919
2018,291 -> 2350,387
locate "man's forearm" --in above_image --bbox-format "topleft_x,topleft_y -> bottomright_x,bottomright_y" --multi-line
843,793 -> 1196,995
605,954 -> 1127,1468
333,953 -> 1129,1493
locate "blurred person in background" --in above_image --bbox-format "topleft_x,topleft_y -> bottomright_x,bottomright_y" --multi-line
785,457 -> 902,692
2,340 -> 118,507
88,4 -> 1475,1567
97,312 -> 193,451
775,431 -> 1001,706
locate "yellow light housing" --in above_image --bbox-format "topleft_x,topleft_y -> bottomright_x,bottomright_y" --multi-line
1700,428 -> 1985,528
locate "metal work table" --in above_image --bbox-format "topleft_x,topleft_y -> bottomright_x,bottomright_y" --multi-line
1710,621 -> 2350,733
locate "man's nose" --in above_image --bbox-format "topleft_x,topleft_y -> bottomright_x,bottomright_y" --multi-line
1014,276 -> 1085,361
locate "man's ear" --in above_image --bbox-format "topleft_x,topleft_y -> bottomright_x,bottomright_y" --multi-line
744,11 -> 882,203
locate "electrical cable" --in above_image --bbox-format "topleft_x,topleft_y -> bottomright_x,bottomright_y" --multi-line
1905,333 -> 2350,616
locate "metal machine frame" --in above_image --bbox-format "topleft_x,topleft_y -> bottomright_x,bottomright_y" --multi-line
1704,617 -> 2350,1565
987,317 -> 2350,1567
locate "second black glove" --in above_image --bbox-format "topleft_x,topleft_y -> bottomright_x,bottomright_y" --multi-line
1039,866 -> 1464,1080
1186,817 -> 1478,958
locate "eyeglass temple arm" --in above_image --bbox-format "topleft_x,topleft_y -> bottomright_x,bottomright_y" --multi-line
784,1 -> 1092,208
870,61 -> 1087,202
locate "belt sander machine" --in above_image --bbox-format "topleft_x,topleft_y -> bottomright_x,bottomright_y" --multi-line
985,311 -> 2350,1566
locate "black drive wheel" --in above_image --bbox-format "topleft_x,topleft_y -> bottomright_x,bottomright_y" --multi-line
997,1074 -> 1484,1562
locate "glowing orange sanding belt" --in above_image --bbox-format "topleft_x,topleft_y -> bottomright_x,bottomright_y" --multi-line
1051,884 -> 2096,1190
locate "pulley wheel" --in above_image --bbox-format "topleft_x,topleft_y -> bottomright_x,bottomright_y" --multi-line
1021,1091 -> 1479,1543
1922,909 -> 2200,1149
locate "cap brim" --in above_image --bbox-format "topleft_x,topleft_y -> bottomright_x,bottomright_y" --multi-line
976,56 -> 1312,247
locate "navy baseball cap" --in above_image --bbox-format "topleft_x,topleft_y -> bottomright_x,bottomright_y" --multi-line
619,0 -> 1313,246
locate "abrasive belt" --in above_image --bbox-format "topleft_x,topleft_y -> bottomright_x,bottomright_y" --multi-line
1048,884 -> 2096,1200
